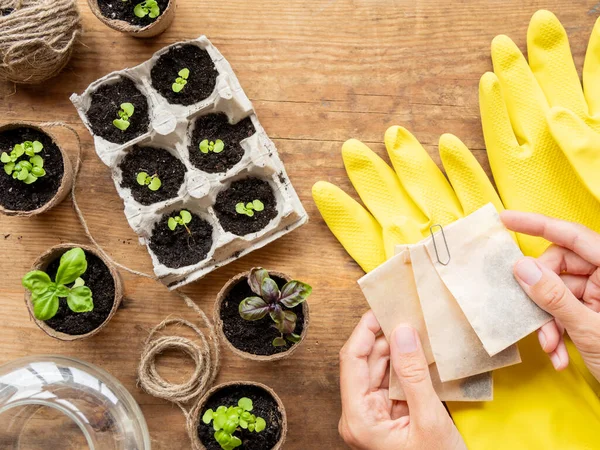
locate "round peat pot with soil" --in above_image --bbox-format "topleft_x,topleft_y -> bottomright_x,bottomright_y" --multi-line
151,44 -> 219,106
214,177 -> 278,236
119,145 -> 187,206
188,113 -> 256,174
0,124 -> 72,217
23,244 -> 122,341
148,209 -> 214,269
191,381 -> 287,450
214,269 -> 310,362
86,76 -> 150,145
88,0 -> 175,38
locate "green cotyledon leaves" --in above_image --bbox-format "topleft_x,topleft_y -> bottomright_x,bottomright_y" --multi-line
22,247 -> 94,321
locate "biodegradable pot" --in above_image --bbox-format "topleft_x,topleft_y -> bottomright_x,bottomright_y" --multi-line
24,243 -> 123,341
189,381 -> 287,450
0,123 -> 73,217
214,270 -> 310,362
87,0 -> 176,38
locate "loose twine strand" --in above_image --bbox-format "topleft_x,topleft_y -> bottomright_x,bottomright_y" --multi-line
42,122 -> 220,423
0,0 -> 81,84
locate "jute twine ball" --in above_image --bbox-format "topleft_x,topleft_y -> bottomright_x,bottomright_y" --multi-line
0,0 -> 81,84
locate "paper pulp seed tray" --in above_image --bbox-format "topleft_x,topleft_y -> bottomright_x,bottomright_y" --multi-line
70,36 -> 308,289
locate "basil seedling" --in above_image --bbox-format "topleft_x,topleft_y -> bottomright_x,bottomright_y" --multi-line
168,210 -> 192,234
172,68 -> 190,93
136,171 -> 162,191
239,267 -> 312,347
22,247 -> 94,321
199,139 -> 224,154
134,0 -> 160,18
1,140 -> 45,184
235,200 -> 264,217
113,102 -> 135,131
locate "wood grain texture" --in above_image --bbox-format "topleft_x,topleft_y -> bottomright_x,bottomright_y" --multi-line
0,1 -> 598,448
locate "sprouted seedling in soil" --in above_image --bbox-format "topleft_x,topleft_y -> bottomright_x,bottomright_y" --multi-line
133,0 -> 160,18
22,247 -> 94,321
172,68 -> 190,93
235,200 -> 264,217
202,397 -> 266,450
199,139 -> 224,154
136,171 -> 162,191
168,209 -> 192,234
239,267 -> 312,347
1,140 -> 46,184
113,103 -> 135,131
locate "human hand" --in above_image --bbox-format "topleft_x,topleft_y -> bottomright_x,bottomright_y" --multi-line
338,311 -> 466,450
502,210 -> 600,381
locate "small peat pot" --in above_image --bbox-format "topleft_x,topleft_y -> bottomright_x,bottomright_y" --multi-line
214,178 -> 278,236
23,244 -> 122,341
188,113 -> 255,174
148,209 -> 214,269
191,381 -> 287,450
151,44 -> 218,106
214,268 -> 311,362
88,0 -> 175,38
0,124 -> 72,217
119,145 -> 187,205
86,76 -> 150,145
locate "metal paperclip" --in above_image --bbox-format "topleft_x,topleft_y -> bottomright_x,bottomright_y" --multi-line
429,224 -> 451,265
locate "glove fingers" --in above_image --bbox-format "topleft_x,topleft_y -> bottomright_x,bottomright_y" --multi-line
342,138 -> 425,242
438,133 -> 504,215
312,181 -> 386,273
491,34 -> 549,146
527,10 -> 587,117
384,126 -> 463,228
583,16 -> 600,116
547,107 -> 600,202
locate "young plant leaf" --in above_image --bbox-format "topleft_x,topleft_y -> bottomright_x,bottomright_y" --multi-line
260,277 -> 280,303
22,270 -> 52,294
31,289 -> 59,321
136,172 -> 148,185
23,173 -> 38,184
235,203 -> 247,215
73,277 -> 85,288
199,139 -> 210,153
279,280 -> 312,308
148,176 -> 161,191
67,286 -> 94,313
213,139 -> 224,153
202,409 -> 214,424
168,217 -> 177,230
272,337 -> 286,347
286,333 -> 302,344
238,397 -> 253,411
179,68 -> 190,79
55,284 -> 70,298
3,162 -> 13,175
113,118 -> 130,131
13,144 -> 24,158
252,199 -> 264,211
239,296 -> 269,320
0,152 -> 10,163
32,141 -> 43,153
269,303 -> 285,325
148,1 -> 160,18
180,210 -> 192,224
55,247 -> 87,285
121,103 -> 134,116
172,82 -> 184,93
31,167 -> 45,177
30,155 -> 43,167
247,267 -> 269,296
254,417 -> 266,432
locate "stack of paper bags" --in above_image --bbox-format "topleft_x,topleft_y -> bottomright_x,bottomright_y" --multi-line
358,204 -> 552,401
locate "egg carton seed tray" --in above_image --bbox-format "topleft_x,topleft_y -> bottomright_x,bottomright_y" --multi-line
70,36 -> 308,290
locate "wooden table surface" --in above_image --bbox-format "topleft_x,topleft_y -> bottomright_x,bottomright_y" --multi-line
1,0 -> 598,448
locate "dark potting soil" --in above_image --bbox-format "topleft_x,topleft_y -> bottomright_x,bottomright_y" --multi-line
214,178 -> 277,236
198,384 -> 283,450
188,113 -> 255,174
151,44 -> 218,106
86,77 -> 150,145
119,146 -> 186,206
220,275 -> 305,356
0,127 -> 64,212
96,0 -> 170,27
44,251 -> 116,336
148,212 -> 213,269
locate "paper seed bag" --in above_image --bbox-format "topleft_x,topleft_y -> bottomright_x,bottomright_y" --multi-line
425,204 -> 552,356
358,249 -> 493,401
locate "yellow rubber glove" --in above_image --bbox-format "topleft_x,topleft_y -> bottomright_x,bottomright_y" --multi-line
448,10 -> 600,450
312,126 -> 504,273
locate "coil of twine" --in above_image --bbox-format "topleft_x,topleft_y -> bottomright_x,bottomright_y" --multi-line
0,0 -> 81,84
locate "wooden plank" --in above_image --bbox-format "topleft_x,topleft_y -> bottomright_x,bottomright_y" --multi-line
0,1 -> 598,448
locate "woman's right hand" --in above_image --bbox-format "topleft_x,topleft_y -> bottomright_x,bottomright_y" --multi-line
501,210 -> 600,382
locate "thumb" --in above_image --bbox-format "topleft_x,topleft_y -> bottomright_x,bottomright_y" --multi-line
514,257 -> 592,331
390,325 -> 442,422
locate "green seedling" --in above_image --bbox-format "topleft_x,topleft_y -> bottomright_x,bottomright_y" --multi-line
134,0 -> 160,18
239,267 -> 312,347
113,103 -> 135,131
199,139 -> 224,154
136,171 -> 162,191
202,397 -> 266,450
235,200 -> 264,217
22,247 -> 94,321
168,209 -> 192,234
172,68 -> 190,93
1,140 -> 46,184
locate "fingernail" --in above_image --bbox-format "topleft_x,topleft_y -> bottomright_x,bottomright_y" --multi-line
395,326 -> 417,354
538,330 -> 547,350
550,352 -> 562,370
515,259 -> 543,286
